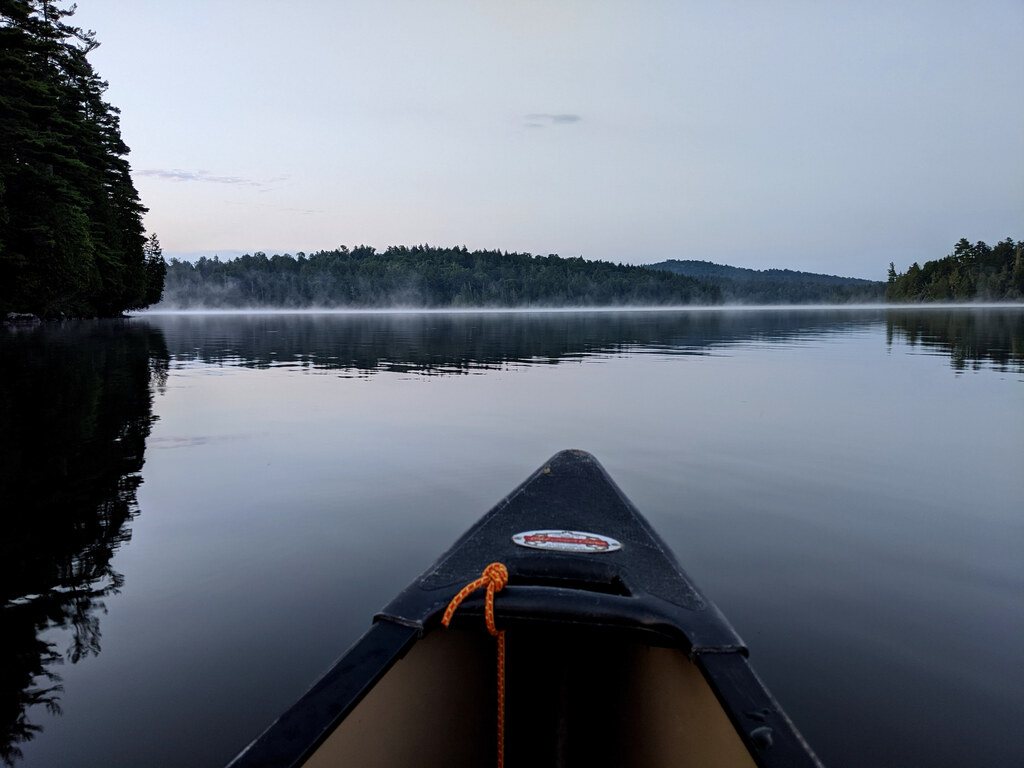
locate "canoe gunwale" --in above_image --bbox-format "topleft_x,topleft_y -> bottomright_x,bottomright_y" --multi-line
380,583 -> 749,658
226,620 -> 418,768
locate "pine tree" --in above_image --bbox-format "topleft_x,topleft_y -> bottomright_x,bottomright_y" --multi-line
0,0 -> 161,317
141,233 -> 165,307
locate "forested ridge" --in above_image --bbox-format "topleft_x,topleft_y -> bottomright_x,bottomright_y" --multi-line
646,260 -> 885,303
0,1 -> 164,318
886,238 -> 1023,302
648,259 -> 877,284
160,246 -> 896,309
159,246 -> 721,308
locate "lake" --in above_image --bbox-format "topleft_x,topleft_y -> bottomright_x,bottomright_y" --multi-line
2,306 -> 1022,768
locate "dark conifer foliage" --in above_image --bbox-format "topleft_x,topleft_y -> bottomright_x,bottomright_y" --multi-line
886,238 -> 1024,302
0,0 -> 162,317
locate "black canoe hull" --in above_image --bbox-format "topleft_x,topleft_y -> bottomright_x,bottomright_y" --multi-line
228,450 -> 822,768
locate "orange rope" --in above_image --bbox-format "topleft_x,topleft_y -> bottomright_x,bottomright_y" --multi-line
441,562 -> 508,768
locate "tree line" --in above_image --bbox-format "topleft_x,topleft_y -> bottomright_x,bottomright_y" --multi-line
159,246 -> 893,309
886,238 -> 1023,302
0,1 -> 164,318
160,246 -> 722,308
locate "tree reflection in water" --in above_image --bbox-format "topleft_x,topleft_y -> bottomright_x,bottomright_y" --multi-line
149,307 -> 1023,377
886,308 -> 1024,374
0,320 -> 167,766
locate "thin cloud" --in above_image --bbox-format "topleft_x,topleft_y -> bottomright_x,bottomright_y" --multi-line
524,113 -> 582,128
135,169 -> 289,188
221,200 -> 322,215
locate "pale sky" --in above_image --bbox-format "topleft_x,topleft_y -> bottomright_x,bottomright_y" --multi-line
72,0 -> 1023,280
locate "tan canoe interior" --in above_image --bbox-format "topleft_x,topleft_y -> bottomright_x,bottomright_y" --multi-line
301,625 -> 757,768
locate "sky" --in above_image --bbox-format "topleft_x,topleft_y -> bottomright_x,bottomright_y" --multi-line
70,0 -> 1023,280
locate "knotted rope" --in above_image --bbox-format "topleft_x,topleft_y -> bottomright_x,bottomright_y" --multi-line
441,562 -> 509,768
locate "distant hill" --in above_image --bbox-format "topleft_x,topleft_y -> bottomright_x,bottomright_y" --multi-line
646,260 -> 875,284
645,260 -> 885,304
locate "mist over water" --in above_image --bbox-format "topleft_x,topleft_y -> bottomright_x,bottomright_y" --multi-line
2,307 -> 1022,768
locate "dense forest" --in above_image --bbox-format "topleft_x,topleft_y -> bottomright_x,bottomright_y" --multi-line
886,238 -> 1023,302
159,246 -> 721,308
0,1 -> 164,318
647,260 -> 885,303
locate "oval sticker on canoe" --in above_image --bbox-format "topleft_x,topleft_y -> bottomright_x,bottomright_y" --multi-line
512,529 -> 622,553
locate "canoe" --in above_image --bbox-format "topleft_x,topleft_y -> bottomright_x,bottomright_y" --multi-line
227,450 -> 822,768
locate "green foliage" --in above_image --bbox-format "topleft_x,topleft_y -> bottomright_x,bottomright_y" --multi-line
886,238 -> 1023,302
0,1 -> 162,317
160,246 -> 722,308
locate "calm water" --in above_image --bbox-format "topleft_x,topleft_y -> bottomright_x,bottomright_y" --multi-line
2,307 -> 1022,768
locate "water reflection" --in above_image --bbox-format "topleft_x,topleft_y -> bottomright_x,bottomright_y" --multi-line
886,308 -> 1024,373
148,308 -> 1024,376
2,307 -> 1020,766
0,321 -> 167,765
147,308 -> 881,375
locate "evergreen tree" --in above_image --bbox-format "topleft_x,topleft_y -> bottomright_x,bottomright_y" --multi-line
0,0 -> 161,317
141,233 -> 165,308
886,238 -> 1023,302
